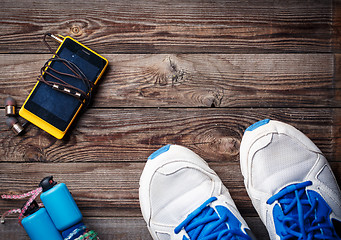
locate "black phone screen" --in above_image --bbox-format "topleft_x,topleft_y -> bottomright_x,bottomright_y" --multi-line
24,38 -> 107,131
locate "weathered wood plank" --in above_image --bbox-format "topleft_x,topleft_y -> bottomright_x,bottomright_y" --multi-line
0,161 -> 259,229
0,54 -> 337,107
335,54 -> 341,162
0,1 -> 338,239
0,0 -> 333,53
0,217 -> 153,240
0,217 -> 270,240
0,161 -> 340,219
333,0 -> 341,52
336,54 -> 341,103
0,161 -> 339,239
0,108 -> 340,163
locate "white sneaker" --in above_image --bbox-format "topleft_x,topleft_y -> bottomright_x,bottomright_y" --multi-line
139,144 -> 256,240
240,119 -> 341,240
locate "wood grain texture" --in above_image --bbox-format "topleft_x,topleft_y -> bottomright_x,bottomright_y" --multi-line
0,108 -> 340,163
0,161 -> 270,239
0,54 -> 337,107
0,217 -> 270,240
333,0 -> 341,52
0,0 -> 333,54
1,162 -> 340,216
0,1 -> 340,239
335,54 -> 341,162
0,162 -> 245,215
0,218 -> 153,240
0,161 -> 340,239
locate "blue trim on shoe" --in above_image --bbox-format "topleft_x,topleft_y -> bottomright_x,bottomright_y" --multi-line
245,119 -> 270,132
148,144 -> 171,160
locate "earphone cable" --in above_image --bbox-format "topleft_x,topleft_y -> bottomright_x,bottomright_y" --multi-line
40,33 -> 93,108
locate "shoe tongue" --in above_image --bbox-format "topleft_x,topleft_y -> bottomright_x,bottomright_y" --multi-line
185,205 -> 250,240
185,206 -> 227,239
151,168 -> 213,225
276,184 -> 312,221
278,185 -> 337,238
251,134 -> 318,193
306,190 -> 338,238
280,189 -> 311,219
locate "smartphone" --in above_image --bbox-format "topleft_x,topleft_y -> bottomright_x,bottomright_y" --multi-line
19,36 -> 108,139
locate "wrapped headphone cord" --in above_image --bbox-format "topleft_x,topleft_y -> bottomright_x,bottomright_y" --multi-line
39,33 -> 93,108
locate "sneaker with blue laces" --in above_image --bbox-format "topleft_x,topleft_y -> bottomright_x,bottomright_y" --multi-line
139,144 -> 256,240
240,119 -> 341,240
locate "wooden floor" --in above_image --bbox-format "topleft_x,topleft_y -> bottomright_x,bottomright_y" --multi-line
1,0 -> 340,239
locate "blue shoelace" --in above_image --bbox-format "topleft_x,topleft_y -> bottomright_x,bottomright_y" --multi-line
174,197 -> 251,240
267,181 -> 338,240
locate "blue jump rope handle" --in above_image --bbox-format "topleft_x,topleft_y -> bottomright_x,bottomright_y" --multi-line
40,183 -> 83,231
22,179 -> 85,240
21,208 -> 63,240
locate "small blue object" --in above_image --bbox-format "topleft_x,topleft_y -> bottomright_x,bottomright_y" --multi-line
40,183 -> 83,231
22,208 -> 63,240
148,144 -> 171,160
62,222 -> 86,240
245,119 -> 270,132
